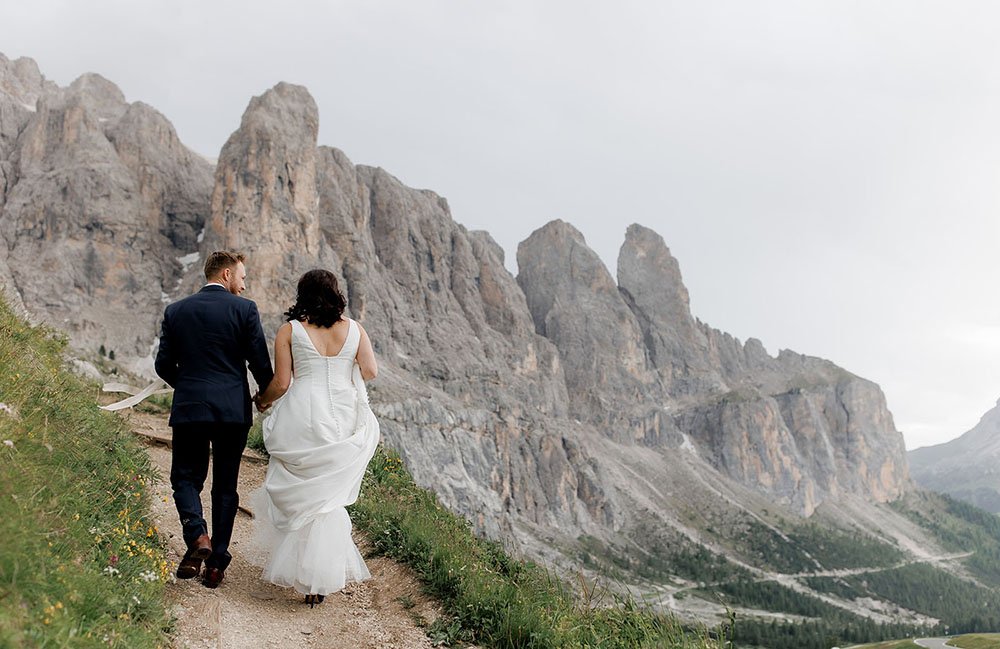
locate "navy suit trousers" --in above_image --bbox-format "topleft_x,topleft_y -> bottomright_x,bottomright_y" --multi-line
170,422 -> 249,571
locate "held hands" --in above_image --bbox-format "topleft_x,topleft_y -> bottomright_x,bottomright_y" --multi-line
253,391 -> 272,413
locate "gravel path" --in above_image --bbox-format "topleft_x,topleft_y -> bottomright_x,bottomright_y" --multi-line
128,410 -> 449,649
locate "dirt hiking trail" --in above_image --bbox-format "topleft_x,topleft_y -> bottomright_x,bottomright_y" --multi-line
128,409 -> 456,649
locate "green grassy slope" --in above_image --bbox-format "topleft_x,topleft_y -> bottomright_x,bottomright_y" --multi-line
0,295 -> 173,648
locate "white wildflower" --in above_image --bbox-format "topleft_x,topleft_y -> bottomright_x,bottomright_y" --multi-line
139,570 -> 158,582
0,403 -> 11,415
132,595 -> 141,605
2,440 -> 12,448
103,566 -> 120,576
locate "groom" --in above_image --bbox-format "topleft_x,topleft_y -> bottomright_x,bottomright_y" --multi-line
155,250 -> 274,588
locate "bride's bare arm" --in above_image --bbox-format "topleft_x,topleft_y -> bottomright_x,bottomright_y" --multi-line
356,323 -> 377,381
258,322 -> 293,408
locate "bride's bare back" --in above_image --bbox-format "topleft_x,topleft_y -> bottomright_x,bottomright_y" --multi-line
299,318 -> 352,357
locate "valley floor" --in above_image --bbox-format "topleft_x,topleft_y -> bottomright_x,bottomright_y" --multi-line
651,547 -> 974,625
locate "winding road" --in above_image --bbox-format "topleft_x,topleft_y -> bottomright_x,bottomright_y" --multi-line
914,638 -> 954,649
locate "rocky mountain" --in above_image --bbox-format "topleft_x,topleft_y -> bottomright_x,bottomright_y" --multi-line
3,53 -> 942,627
0,53 -> 213,375
909,398 -> 1000,512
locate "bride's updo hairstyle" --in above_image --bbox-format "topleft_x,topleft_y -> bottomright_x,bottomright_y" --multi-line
283,269 -> 347,328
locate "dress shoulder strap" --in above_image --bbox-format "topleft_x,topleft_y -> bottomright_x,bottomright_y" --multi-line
288,319 -> 314,357
338,318 -> 361,359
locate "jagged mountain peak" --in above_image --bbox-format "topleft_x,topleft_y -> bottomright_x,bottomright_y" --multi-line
239,81 -> 318,139
0,54 -> 52,105
0,51 -> 213,375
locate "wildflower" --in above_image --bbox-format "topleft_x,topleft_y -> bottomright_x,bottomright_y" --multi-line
0,403 -> 11,415
132,595 -> 141,605
2,440 -> 12,448
110,554 -> 118,565
103,566 -> 120,576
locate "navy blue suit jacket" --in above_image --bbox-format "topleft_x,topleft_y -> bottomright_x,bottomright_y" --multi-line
154,285 -> 274,427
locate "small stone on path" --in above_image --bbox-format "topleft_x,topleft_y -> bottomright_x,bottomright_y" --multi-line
250,589 -> 276,600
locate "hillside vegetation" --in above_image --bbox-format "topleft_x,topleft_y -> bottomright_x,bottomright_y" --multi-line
0,295 -> 173,647
574,485 -> 1000,648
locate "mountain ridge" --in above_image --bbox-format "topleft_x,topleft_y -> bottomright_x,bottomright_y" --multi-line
909,397 -> 1000,512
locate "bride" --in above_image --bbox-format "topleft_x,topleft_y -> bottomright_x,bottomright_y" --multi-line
248,269 -> 380,606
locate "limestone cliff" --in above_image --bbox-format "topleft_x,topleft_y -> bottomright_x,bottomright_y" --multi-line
519,221 -> 908,514
0,53 -> 213,373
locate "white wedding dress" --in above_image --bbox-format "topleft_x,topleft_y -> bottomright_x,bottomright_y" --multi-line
247,318 -> 380,595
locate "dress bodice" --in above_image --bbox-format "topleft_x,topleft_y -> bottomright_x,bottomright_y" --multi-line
289,318 -> 359,389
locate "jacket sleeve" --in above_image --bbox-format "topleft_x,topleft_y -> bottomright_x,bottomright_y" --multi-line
154,309 -> 178,388
244,302 -> 275,390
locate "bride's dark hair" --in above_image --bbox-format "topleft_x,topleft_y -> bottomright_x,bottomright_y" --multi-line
283,269 -> 347,328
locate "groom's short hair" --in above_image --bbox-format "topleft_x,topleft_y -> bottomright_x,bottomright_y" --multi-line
204,251 -> 246,280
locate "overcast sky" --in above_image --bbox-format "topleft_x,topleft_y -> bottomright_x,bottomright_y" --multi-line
3,0 -> 998,450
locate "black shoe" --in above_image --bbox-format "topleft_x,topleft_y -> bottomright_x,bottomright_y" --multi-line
304,594 -> 325,608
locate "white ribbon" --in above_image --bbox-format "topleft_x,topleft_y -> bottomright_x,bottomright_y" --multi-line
100,382 -> 172,411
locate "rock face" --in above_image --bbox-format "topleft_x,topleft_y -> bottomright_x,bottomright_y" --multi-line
0,53 -> 213,372
0,55 -> 911,563
200,83 -> 336,333
517,222 -> 908,515
909,399 -> 1000,512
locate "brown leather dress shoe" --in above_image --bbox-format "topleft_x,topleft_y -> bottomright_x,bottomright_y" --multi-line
202,567 -> 224,589
176,534 -> 212,579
